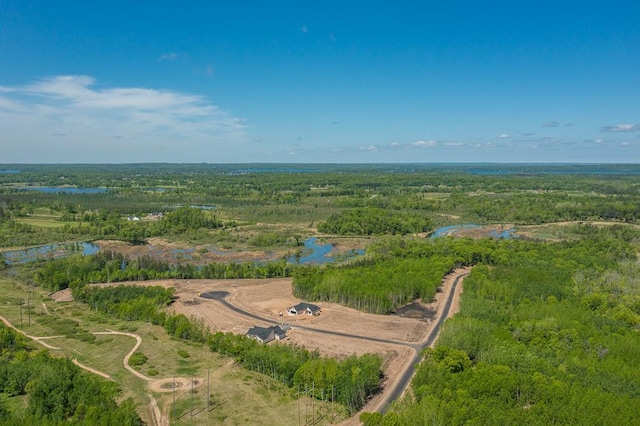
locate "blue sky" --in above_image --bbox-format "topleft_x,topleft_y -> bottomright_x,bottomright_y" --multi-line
1,1 -> 639,163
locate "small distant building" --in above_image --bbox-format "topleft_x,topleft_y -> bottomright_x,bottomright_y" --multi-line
246,325 -> 287,344
286,302 -> 321,316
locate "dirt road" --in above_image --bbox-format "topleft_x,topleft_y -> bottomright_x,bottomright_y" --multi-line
198,268 -> 471,423
45,267 -> 471,425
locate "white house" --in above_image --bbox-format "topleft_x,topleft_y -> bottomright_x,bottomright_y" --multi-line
286,302 -> 321,316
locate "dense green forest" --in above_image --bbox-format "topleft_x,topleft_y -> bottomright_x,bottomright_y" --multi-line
29,251 -> 293,292
361,226 -> 640,425
2,163 -> 640,424
317,208 -> 434,235
0,324 -> 142,425
2,163 -> 640,248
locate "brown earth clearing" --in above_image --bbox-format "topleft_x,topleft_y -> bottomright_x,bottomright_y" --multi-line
52,268 -> 467,424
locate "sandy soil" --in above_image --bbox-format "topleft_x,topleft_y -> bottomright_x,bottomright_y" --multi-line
81,278 -> 434,348
50,268 -> 469,425
52,269 -> 467,373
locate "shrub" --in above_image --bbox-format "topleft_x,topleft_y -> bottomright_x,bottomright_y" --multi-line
129,352 -> 148,366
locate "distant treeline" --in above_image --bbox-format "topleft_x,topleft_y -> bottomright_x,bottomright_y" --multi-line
2,165 -> 640,248
317,208 -> 434,235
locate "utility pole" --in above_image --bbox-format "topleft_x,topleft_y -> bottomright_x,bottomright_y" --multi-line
305,383 -> 308,423
297,386 -> 301,426
332,385 -> 335,423
312,382 -> 315,424
27,286 -> 31,326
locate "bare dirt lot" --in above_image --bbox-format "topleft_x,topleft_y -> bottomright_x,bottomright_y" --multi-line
52,269 -> 467,424
96,276 -> 455,350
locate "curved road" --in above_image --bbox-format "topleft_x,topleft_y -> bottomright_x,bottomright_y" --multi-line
379,271 -> 469,413
200,269 -> 470,413
200,290 -> 404,346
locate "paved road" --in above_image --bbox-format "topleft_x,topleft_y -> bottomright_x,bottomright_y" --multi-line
200,290 -> 404,346
378,271 -> 469,413
200,269 -> 470,413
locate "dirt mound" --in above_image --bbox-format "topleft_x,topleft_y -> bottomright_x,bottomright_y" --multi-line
50,288 -> 74,302
395,302 -> 436,319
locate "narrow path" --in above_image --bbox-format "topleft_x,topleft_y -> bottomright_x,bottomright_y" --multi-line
0,314 -> 61,349
72,358 -> 113,380
93,330 -> 147,380
0,316 -> 169,426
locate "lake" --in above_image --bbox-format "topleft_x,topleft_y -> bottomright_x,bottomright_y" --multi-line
3,242 -> 100,265
17,187 -> 109,194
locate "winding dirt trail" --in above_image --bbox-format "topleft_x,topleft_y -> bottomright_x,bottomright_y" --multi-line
71,358 -> 113,380
0,314 -> 61,350
93,330 -> 147,380
4,266 -> 470,426
0,317 -> 180,426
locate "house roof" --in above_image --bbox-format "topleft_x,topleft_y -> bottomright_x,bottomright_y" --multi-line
291,302 -> 321,312
246,325 -> 286,343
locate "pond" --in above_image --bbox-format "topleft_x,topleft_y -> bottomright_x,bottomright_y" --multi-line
2,242 -> 100,265
2,238 -> 364,267
489,228 -> 517,239
430,224 -> 517,239
430,224 -> 482,238
287,237 -> 334,264
17,187 -> 109,194
287,237 -> 364,264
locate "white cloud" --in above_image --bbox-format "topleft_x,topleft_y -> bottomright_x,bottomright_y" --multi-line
300,25 -> 308,33
359,145 -> 378,152
0,75 -> 247,162
158,52 -> 178,61
205,65 -> 214,75
497,133 -> 510,139
412,140 -> 437,148
541,121 -> 560,127
600,124 -> 640,132
621,142 -> 630,146
443,141 -> 463,147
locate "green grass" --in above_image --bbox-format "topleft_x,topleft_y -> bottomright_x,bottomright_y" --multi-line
163,367 -> 346,425
0,277 -> 345,425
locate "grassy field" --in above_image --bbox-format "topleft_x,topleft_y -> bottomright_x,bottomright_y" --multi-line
0,277 -> 346,425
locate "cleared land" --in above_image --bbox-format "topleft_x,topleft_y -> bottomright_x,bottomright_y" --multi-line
2,277 -> 341,425
51,268 -> 468,423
